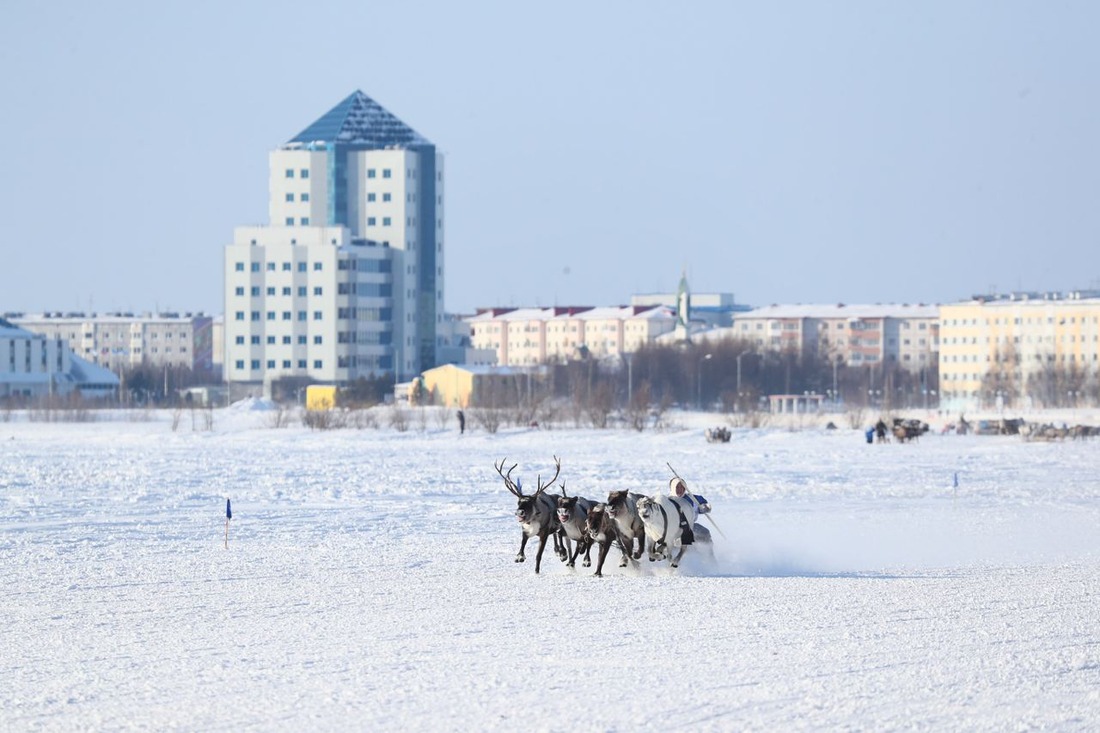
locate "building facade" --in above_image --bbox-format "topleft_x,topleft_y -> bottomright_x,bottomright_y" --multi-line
715,304 -> 940,374
1,318 -> 119,399
466,305 -> 678,366
938,292 -> 1100,412
224,91 -> 443,390
10,312 -> 213,373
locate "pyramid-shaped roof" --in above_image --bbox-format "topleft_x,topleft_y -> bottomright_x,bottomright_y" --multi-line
288,90 -> 431,148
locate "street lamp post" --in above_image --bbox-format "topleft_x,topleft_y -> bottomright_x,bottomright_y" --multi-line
697,353 -> 712,410
832,357 -> 839,405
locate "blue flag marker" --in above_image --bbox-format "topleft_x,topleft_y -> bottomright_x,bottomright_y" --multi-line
224,497 -> 232,549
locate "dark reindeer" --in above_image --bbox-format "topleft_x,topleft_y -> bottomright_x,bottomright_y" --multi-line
606,490 -> 647,567
584,503 -> 624,577
556,483 -> 596,568
495,455 -> 565,574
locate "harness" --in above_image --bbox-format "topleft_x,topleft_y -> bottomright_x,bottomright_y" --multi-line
655,500 -> 693,551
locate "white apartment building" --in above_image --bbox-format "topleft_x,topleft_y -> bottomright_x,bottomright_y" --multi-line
224,91 -> 443,389
1,318 -> 119,399
10,312 -> 213,373
467,306 -> 678,366
709,303 -> 940,372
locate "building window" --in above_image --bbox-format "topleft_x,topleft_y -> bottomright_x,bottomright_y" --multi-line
282,336 -> 291,344
313,287 -> 323,295
266,287 -> 275,296
314,360 -> 323,369
250,286 -> 260,296
250,263 -> 260,272
250,336 -> 260,345
266,312 -> 275,321
267,360 -> 275,369
367,217 -> 376,226
301,192 -> 310,202
234,287 -> 244,296
298,359 -> 307,368
282,311 -> 291,321
282,286 -> 291,295
285,169 -> 294,178
313,262 -> 322,271
250,312 -> 260,321
251,360 -> 260,369
235,262 -> 245,272
266,336 -> 276,344
285,217 -> 294,226
297,311 -> 307,321
300,217 -> 310,225
300,169 -> 309,179
383,192 -> 391,202
297,286 -> 307,296
367,169 -> 376,178
285,193 -> 294,202
313,311 -> 322,321
234,336 -> 244,344
382,217 -> 391,226
234,311 -> 245,321
266,262 -> 276,271
283,360 -> 291,368
298,262 -> 307,272
282,262 -> 291,271
367,193 -> 376,202
383,169 -> 391,178
314,336 -> 323,344
297,336 -> 307,345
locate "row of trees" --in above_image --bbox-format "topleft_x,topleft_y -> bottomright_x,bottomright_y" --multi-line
979,345 -> 1100,409
461,338 -> 940,415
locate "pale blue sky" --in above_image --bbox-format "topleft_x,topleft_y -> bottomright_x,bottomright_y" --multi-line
2,1 -> 1098,316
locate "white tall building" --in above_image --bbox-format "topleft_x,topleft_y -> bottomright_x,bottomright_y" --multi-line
224,91 -> 444,390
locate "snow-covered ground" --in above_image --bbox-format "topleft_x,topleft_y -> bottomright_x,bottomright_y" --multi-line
2,404 -> 1099,731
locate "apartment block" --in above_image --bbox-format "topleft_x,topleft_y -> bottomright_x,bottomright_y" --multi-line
10,312 -> 213,373
224,91 -> 443,390
717,304 -> 940,372
938,292 -> 1100,411
466,306 -> 678,366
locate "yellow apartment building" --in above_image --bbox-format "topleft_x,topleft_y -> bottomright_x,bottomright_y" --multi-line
939,292 -> 1100,412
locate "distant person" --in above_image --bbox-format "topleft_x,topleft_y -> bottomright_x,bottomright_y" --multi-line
875,419 -> 888,443
457,409 -> 465,435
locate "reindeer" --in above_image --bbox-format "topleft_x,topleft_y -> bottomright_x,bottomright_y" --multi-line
605,490 -> 647,568
556,483 -> 596,568
584,503 -> 629,577
636,493 -> 699,568
495,455 -> 565,574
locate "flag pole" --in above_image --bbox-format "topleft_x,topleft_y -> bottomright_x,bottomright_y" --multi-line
224,497 -> 232,549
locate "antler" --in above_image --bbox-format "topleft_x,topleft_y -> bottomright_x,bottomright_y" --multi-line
534,455 -> 562,498
495,457 -> 523,498
559,481 -> 569,499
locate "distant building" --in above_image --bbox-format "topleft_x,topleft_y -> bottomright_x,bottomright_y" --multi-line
466,305 -> 678,367
419,363 -> 542,408
10,312 -> 213,373
938,291 -> 1100,412
436,312 -> 496,368
224,90 -> 444,394
630,290 -> 749,329
713,304 -> 940,374
1,318 -> 119,400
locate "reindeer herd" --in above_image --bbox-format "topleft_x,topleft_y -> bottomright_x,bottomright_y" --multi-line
495,456 -> 714,576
